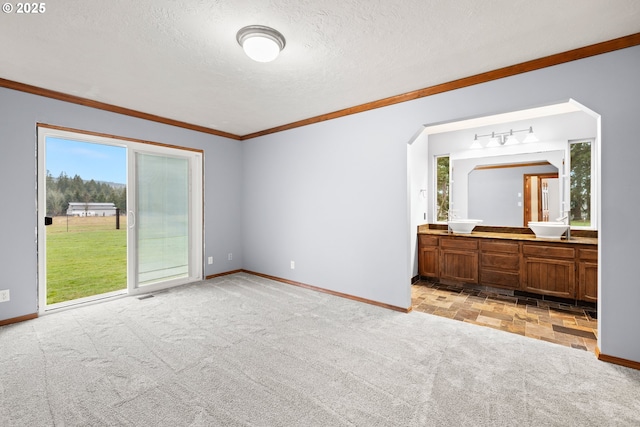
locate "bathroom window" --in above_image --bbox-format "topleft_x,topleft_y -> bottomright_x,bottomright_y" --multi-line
435,155 -> 450,222
569,139 -> 592,227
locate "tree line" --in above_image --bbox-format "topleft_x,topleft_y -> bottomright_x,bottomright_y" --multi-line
569,141 -> 591,223
46,171 -> 126,216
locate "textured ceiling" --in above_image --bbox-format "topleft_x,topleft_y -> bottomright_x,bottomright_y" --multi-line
1,0 -> 639,137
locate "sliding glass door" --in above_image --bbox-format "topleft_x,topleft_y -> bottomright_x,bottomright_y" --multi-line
128,146 -> 202,295
38,125 -> 203,312
129,151 -> 198,290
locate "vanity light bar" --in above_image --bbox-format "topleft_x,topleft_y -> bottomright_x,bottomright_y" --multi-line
472,126 -> 537,148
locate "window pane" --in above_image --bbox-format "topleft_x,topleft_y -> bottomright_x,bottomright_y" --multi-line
136,153 -> 189,285
570,141 -> 591,227
436,156 -> 450,222
44,137 -> 127,305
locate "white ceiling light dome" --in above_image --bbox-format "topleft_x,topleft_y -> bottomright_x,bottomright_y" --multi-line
236,25 -> 286,63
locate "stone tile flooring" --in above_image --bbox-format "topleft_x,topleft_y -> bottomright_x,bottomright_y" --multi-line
411,280 -> 598,352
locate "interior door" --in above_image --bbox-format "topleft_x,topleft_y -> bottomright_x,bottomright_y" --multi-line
523,173 -> 559,225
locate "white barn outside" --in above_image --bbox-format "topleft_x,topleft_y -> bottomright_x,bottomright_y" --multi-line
67,202 -> 117,217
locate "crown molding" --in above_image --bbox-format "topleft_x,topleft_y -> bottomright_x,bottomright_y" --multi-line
0,77 -> 242,140
2,32 -> 639,141
241,32 -> 640,140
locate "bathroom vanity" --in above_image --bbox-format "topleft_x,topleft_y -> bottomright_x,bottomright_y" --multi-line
417,224 -> 598,303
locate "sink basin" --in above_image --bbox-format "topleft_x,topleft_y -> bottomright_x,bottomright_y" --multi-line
448,219 -> 483,234
528,221 -> 569,239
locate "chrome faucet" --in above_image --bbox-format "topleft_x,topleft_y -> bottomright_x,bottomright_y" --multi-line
447,210 -> 458,234
556,214 -> 571,240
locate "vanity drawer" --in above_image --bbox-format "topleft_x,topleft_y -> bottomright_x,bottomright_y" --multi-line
480,270 -> 520,289
481,252 -> 520,271
441,237 -> 478,250
578,248 -> 598,261
419,235 -> 439,247
481,240 -> 519,254
523,244 -> 575,259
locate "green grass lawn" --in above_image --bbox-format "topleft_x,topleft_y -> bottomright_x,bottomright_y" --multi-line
571,220 -> 591,227
46,216 -> 126,304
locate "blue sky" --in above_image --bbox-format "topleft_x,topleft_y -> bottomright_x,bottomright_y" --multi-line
46,137 -> 127,184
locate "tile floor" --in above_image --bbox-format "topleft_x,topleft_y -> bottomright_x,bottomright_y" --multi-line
411,280 -> 598,352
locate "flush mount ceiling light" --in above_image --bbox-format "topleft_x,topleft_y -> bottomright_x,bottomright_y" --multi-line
236,25 -> 286,63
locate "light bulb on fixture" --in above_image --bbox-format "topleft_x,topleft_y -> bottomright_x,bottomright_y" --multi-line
470,134 -> 483,149
485,132 -> 501,147
523,126 -> 539,143
504,129 -> 519,145
236,25 -> 286,63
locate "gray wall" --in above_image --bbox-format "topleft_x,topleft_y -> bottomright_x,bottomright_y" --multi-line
243,45 -> 640,363
0,87 -> 243,321
241,109 -> 412,309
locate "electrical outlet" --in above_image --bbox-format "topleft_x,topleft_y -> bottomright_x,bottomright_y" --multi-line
290,261 -> 295,269
0,289 -> 10,303
228,253 -> 232,261
207,256 -> 213,265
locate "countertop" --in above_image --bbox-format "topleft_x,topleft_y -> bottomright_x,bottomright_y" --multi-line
417,225 -> 598,245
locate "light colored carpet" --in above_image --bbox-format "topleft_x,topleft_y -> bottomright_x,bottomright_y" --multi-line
1,272 -> 639,426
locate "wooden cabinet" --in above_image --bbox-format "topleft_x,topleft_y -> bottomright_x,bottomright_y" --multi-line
416,231 -> 597,303
522,243 -> 576,299
418,235 -> 439,278
480,240 -> 520,290
578,248 -> 598,302
522,257 -> 576,298
440,238 -> 478,284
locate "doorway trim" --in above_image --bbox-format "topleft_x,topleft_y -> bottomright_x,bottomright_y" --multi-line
523,172 -> 559,225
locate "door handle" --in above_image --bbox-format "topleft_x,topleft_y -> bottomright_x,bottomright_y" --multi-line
128,211 -> 135,228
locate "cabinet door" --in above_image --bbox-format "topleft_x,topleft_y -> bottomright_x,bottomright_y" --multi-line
441,250 -> 478,283
523,257 -> 575,298
418,235 -> 439,278
579,261 -> 598,302
419,246 -> 439,278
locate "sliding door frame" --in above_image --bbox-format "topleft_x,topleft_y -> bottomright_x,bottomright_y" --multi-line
37,124 -> 204,313
127,145 -> 203,295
